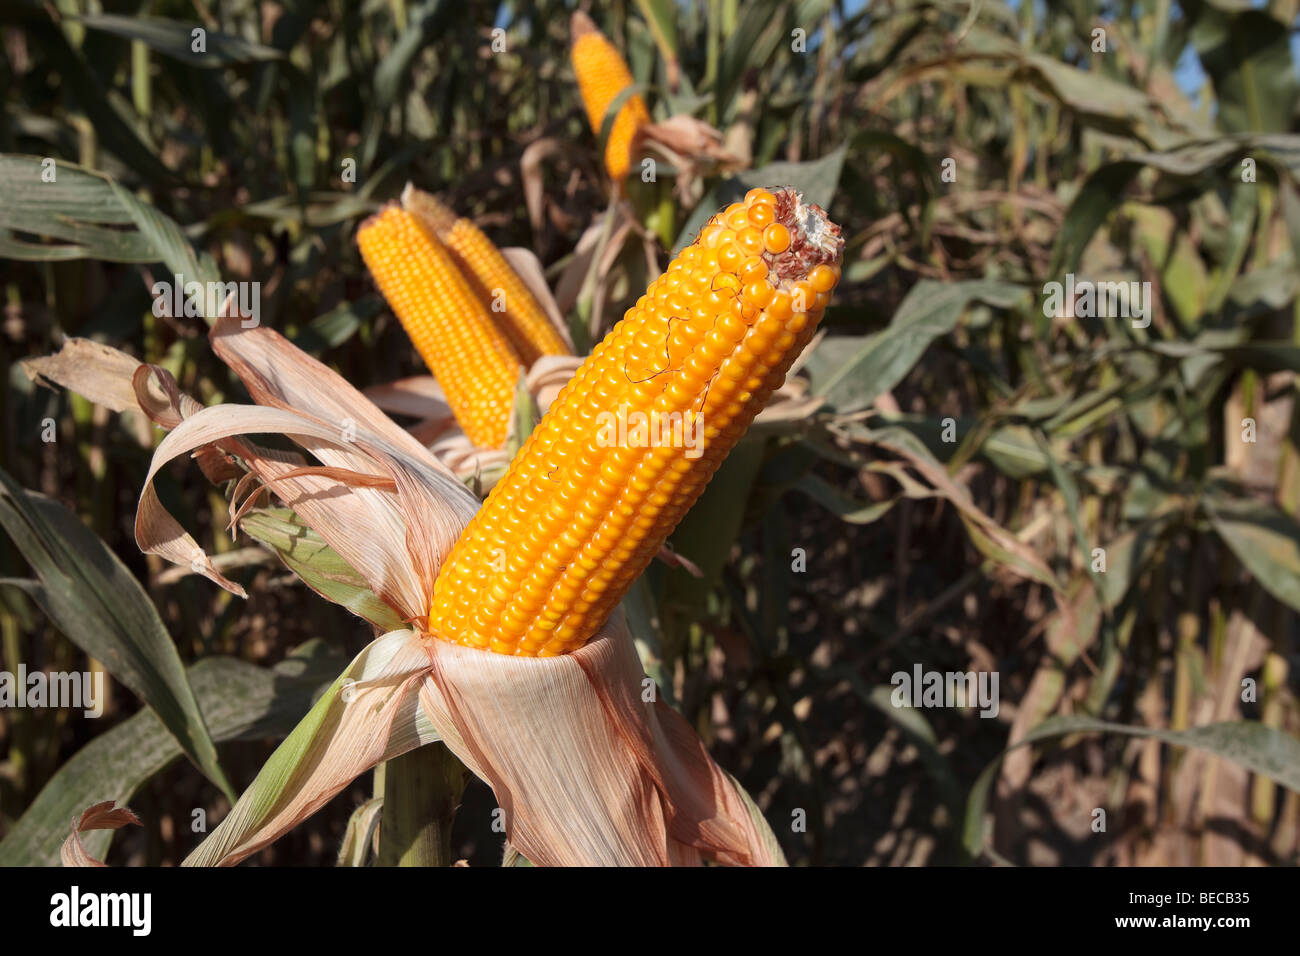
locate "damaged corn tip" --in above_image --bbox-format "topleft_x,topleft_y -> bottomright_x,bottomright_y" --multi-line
357,205 -> 521,449
570,11 -> 650,183
429,186 -> 844,656
402,186 -> 570,366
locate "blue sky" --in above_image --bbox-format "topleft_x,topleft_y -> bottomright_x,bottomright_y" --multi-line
835,0 -> 1299,99
1010,0 -> 1298,99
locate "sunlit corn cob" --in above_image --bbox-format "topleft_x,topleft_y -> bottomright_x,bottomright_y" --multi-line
358,205 -> 521,448
570,11 -> 650,183
402,186 -> 571,366
429,187 -> 844,656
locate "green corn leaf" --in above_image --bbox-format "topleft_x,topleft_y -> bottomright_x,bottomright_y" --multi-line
0,156 -> 219,289
0,643 -> 346,866
1207,496 -> 1300,614
238,508 -> 405,632
0,467 -> 234,801
812,280 -> 1028,413
73,14 -> 285,67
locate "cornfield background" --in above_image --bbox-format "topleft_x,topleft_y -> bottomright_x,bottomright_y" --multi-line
1,0 -> 1299,867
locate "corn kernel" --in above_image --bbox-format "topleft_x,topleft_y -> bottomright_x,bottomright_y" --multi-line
762,223 -> 791,254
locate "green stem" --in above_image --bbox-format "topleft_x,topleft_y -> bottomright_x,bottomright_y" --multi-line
376,743 -> 468,867
132,40 -> 151,117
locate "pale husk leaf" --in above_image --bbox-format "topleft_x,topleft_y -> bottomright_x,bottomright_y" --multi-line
363,375 -> 453,421
210,314 -> 461,482
182,629 -> 437,867
22,338 -> 146,414
526,354 -> 585,411
209,315 -> 483,606
419,614 -> 785,866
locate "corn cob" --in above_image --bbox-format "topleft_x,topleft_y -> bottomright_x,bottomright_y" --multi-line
571,11 -> 650,183
402,187 -> 571,366
358,205 -> 521,449
429,187 -> 843,656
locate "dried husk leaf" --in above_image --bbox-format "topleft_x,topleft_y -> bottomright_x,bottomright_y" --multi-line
526,354 -> 585,411
429,434 -> 513,486
640,116 -> 740,202
128,320 -> 482,618
364,376 -> 453,421
519,137 -> 567,237
183,630 -> 438,867
364,357 -> 584,484
210,315 -> 462,484
136,400 -> 451,615
23,338 -> 146,414
30,309 -> 786,870
61,802 -> 141,867
419,614 -> 784,866
182,618 -> 785,867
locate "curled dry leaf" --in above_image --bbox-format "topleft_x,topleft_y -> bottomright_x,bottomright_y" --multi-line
640,115 -> 741,204
430,433 -> 513,486
23,338 -> 146,414
61,801 -> 141,867
525,354 -> 585,411
519,137 -> 567,240
655,544 -> 704,578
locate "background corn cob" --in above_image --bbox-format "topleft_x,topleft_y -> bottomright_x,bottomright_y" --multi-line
402,185 -> 571,365
358,205 -> 521,448
429,187 -> 844,656
570,11 -> 650,183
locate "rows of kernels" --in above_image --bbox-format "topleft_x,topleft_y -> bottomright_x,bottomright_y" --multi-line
571,14 -> 650,182
402,188 -> 571,364
358,207 -> 521,448
442,218 -> 571,364
428,188 -> 841,655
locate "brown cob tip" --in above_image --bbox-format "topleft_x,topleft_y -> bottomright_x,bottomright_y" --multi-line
768,187 -> 844,286
571,10 -> 598,42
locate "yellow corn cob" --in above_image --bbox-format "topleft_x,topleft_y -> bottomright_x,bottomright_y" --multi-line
358,205 -> 521,449
429,187 -> 844,656
402,186 -> 571,366
571,11 -> 650,183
